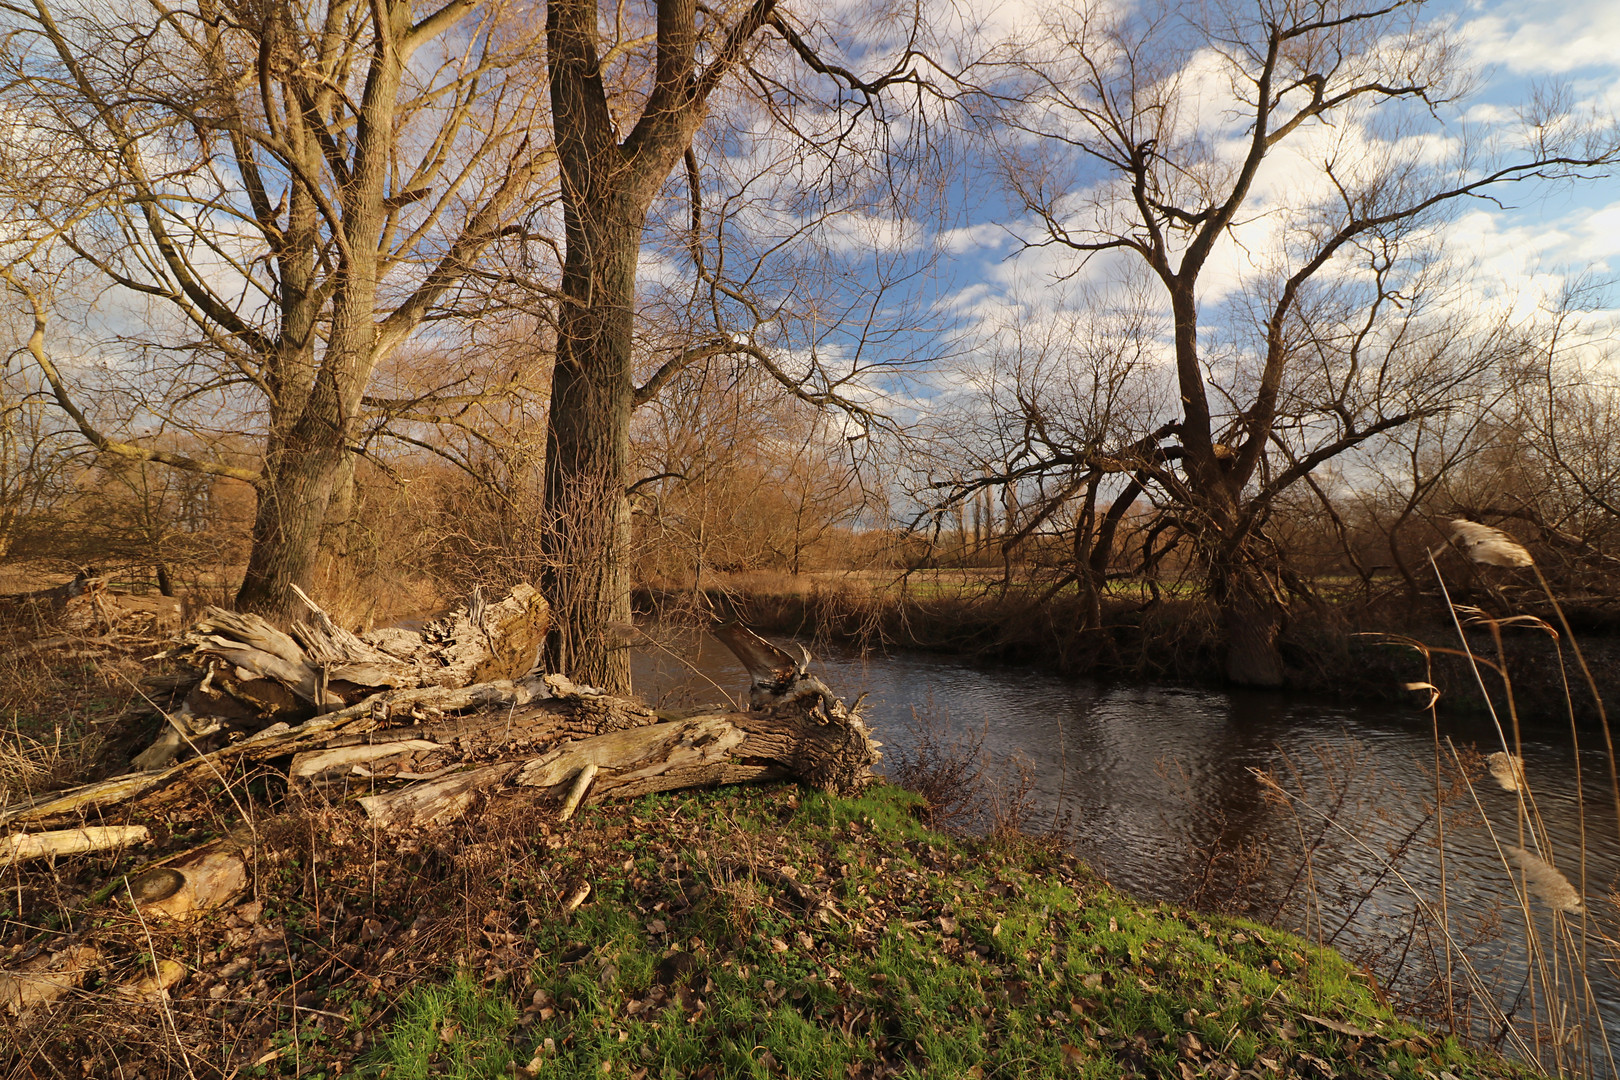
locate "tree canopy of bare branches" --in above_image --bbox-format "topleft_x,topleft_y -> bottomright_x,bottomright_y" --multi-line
955,0 -> 1619,683
0,0 -> 557,618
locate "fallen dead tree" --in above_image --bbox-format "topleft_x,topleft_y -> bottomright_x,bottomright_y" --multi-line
1,582 -> 879,876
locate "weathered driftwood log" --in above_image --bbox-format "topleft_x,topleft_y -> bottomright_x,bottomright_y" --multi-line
0,826 -> 150,866
128,584 -> 551,770
2,596 -> 879,848
341,678 -> 877,832
153,583 -> 549,718
1,673 -> 630,826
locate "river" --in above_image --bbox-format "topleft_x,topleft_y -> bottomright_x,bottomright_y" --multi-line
632,629 -> 1620,1072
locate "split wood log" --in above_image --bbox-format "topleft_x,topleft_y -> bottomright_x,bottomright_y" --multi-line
127,839 -> 249,921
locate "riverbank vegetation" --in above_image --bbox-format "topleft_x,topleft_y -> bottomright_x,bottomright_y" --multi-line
0,527 -> 1611,1075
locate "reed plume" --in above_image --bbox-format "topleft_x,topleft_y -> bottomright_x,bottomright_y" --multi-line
1507,846 -> 1585,914
1450,520 -> 1534,568
1487,751 -> 1525,793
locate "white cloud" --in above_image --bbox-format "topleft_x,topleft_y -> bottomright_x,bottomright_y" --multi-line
1462,0 -> 1620,75
940,222 -> 1013,255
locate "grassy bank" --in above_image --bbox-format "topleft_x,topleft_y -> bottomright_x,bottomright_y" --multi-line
10,781 -> 1546,1079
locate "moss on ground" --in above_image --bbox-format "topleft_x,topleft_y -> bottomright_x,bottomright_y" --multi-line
359,784 -> 1535,1080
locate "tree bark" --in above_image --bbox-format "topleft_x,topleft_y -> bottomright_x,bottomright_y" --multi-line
1215,565 -> 1286,688
540,0 -> 778,693
541,202 -> 641,691
236,432 -> 350,619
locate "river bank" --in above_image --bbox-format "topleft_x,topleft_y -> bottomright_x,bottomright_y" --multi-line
0,589 -> 1600,1077
635,580 -> 1620,722
5,782 -> 1551,1079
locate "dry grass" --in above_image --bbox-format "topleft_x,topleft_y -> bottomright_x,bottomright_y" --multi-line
1271,542 -> 1620,1078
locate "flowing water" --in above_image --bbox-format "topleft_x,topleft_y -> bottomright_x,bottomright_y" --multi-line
632,630 -> 1620,1068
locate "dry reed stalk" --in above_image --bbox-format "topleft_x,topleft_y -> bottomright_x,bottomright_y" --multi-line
1454,578 -> 1606,1073
1428,552 -> 1568,1061
1415,646 -> 1456,1033
1249,766 -> 1531,1060
1444,738 -> 1603,1076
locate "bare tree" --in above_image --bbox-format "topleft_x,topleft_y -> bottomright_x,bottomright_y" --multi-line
0,0 -> 556,618
966,0 -> 1618,683
1441,289 -> 1620,588
920,289 -> 1167,628
0,337 -> 79,562
631,358 -> 868,587
537,0 -> 931,689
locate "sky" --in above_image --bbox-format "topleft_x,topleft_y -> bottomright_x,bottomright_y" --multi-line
895,0 -> 1620,377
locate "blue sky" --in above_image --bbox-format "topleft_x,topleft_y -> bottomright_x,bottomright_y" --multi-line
916,0 -> 1619,320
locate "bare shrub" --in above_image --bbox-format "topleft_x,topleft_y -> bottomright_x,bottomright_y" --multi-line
887,702 -> 1053,846
885,702 -> 989,832
983,750 -> 1045,845
1154,756 -> 1276,918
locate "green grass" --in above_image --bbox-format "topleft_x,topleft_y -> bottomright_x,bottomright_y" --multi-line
357,784 -> 1538,1080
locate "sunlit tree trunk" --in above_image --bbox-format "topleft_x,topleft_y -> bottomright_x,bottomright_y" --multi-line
541,0 -> 780,691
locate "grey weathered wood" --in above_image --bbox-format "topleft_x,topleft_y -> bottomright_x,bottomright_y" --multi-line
352,693 -> 879,833
557,763 -> 599,822
152,584 -> 550,721
4,610 -> 880,855
0,826 -> 149,865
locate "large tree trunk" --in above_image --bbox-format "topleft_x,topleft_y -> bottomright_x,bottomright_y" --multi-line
541,202 -> 641,692
540,0 -> 767,694
235,434 -> 351,620
238,19 -> 398,621
1214,562 -> 1286,688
